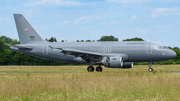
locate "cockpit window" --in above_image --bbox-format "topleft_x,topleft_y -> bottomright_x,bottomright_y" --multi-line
159,46 -> 169,49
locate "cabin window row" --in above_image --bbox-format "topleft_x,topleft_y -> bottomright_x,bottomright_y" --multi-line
112,47 -> 145,49
68,47 -> 145,50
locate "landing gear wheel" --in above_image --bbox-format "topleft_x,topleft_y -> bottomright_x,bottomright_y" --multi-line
148,68 -> 153,72
87,66 -> 94,72
96,66 -> 103,72
148,62 -> 153,72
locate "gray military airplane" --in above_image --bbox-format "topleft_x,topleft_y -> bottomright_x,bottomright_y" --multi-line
8,14 -> 176,72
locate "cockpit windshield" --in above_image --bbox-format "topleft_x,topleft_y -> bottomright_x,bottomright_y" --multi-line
159,46 -> 169,49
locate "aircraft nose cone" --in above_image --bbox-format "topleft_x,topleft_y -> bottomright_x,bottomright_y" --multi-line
169,50 -> 176,59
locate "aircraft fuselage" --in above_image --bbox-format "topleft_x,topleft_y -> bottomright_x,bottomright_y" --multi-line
10,41 -> 176,63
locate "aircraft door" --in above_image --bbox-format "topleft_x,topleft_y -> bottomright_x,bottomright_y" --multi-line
104,46 -> 107,52
108,46 -> 111,52
104,46 -> 111,52
146,43 -> 152,54
42,44 -> 49,55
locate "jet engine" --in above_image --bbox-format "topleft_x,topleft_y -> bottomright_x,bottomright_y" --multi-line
121,62 -> 133,69
103,56 -> 123,68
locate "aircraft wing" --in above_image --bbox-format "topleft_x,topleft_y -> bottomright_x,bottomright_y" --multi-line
6,44 -> 33,50
49,46 -> 107,61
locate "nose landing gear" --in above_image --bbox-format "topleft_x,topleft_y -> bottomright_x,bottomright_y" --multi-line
148,68 -> 153,72
148,62 -> 153,72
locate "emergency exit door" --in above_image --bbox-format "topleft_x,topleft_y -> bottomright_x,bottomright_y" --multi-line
146,43 -> 152,54
42,44 -> 49,55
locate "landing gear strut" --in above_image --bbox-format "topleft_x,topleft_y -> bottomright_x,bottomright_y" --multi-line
96,65 -> 103,72
148,62 -> 153,72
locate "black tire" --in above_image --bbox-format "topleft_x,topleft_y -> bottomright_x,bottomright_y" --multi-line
87,66 -> 94,72
96,67 -> 103,72
148,68 -> 153,72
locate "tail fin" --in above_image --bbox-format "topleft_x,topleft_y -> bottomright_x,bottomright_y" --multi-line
14,14 -> 44,44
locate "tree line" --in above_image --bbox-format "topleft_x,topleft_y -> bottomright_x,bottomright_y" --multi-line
0,35 -> 180,65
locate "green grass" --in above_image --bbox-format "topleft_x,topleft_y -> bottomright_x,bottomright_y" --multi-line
1,65 -> 180,72
0,65 -> 180,100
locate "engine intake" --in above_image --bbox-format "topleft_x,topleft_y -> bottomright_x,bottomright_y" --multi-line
103,56 -> 123,68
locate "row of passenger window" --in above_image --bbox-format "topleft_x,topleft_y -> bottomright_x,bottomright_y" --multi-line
68,47 -> 145,50
112,47 -> 145,49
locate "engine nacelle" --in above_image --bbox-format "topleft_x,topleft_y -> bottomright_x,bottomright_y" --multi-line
103,56 -> 123,68
121,62 -> 133,69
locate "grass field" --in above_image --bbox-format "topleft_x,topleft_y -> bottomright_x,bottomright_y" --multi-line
0,65 -> 180,101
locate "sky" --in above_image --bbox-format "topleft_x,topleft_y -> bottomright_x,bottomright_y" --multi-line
0,0 -> 180,47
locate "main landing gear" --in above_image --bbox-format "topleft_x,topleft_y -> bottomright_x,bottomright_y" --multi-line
148,62 -> 153,72
87,65 -> 103,72
96,66 -> 103,72
87,66 -> 94,72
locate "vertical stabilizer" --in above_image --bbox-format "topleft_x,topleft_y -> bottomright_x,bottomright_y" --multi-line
14,14 -> 44,44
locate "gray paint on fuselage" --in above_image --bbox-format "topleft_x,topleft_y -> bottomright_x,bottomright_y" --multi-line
10,41 -> 176,63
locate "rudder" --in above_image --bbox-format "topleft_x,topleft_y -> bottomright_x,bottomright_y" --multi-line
14,14 -> 44,44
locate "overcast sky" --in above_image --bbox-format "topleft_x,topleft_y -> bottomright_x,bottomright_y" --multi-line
0,0 -> 180,47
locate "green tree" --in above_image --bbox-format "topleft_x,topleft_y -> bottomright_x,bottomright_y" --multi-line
98,35 -> 118,41
168,47 -> 172,49
167,60 -> 174,64
0,36 -> 20,49
85,40 -> 91,42
15,53 -> 29,65
0,36 -> 13,43
123,37 -> 144,41
0,40 -> 4,64
173,47 -> 179,49
10,39 -> 20,45
172,49 -> 180,61
46,37 -> 57,42
3,49 -> 13,63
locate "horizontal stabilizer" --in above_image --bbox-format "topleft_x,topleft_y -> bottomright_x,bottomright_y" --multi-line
6,44 -> 33,50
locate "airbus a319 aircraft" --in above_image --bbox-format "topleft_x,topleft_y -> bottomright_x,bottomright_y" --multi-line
8,14 -> 176,72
